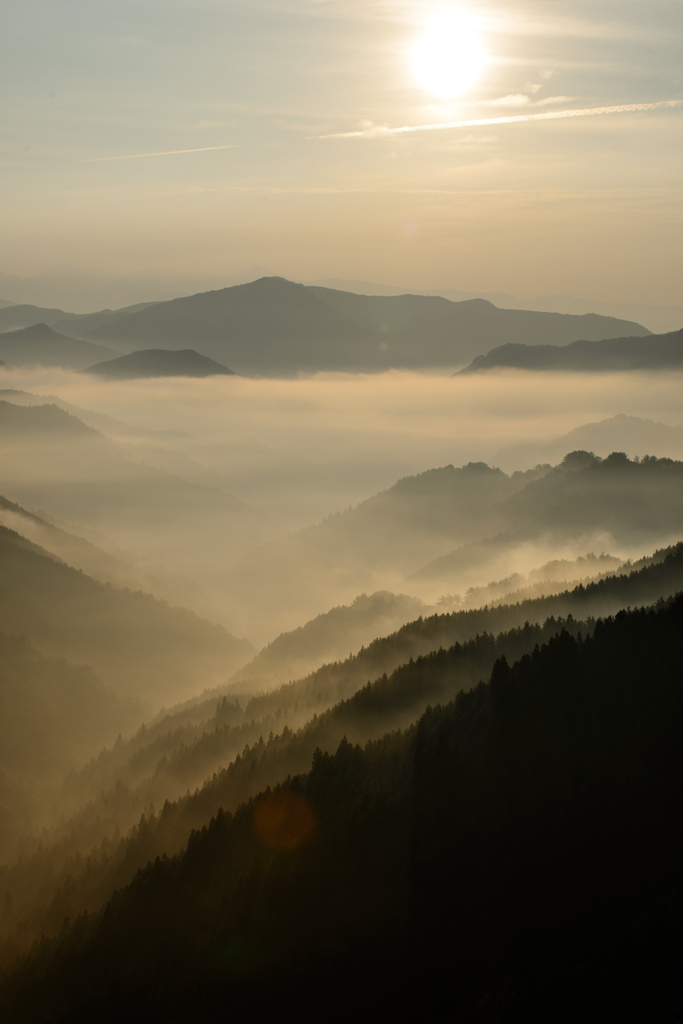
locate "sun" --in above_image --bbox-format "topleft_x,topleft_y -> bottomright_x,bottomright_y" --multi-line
411,12 -> 488,99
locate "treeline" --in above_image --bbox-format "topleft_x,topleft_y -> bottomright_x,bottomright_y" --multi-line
2,595 -> 682,1022
15,539 -> 681,929
0,616 -> 583,963
3,544 -> 683,974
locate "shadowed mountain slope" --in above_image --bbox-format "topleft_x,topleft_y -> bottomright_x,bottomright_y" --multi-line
0,493 -> 211,612
79,277 -> 650,374
413,452 -> 683,585
220,453 -> 683,636
459,326 -> 683,373
0,524 -> 254,704
83,348 -> 236,380
2,594 -> 682,1023
1,542 -> 682,968
0,323 -> 116,369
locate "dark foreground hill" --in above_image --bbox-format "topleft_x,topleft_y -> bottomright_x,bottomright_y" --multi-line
459,326 -> 683,373
78,277 -> 649,374
3,594 -> 681,1023
3,543 -> 682,977
0,323 -> 116,369
83,348 -> 237,380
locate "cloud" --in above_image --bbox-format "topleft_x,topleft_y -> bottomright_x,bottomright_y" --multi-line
489,94 -> 532,107
317,100 -> 683,139
82,144 -> 237,163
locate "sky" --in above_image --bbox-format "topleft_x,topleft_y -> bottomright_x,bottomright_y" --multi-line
1,0 -> 682,303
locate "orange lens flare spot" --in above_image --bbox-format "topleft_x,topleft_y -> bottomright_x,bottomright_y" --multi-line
252,791 -> 316,852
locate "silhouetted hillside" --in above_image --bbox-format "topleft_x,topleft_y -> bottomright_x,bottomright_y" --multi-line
2,595 -> 681,1023
231,591 -> 427,688
83,348 -> 237,380
0,493 -> 210,611
412,452 -> 683,586
221,453 -> 683,634
0,632 -> 137,862
0,323 -> 116,369
459,326 -> 683,373
0,525 -> 254,703
78,277 -> 649,374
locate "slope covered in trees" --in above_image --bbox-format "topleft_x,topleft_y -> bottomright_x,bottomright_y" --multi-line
221,452 -> 683,635
413,452 -> 683,586
2,543 -> 682,970
0,633 -> 136,862
3,594 -> 681,1022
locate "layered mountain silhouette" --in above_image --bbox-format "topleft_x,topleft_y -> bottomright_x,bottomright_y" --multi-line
221,452 -> 683,636
459,326 -> 683,373
83,348 -> 236,380
69,277 -> 649,374
0,323 -> 116,369
52,301 -> 158,338
0,302 -> 76,331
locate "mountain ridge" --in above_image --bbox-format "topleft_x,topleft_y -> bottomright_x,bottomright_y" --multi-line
458,327 -> 683,374
74,276 -> 651,374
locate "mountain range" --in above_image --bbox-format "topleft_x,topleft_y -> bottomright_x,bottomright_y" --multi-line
71,277 -> 650,374
218,452 -> 683,639
0,278 -> 651,375
459,327 -> 683,374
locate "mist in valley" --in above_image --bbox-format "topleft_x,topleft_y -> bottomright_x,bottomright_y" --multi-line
3,364 -> 683,642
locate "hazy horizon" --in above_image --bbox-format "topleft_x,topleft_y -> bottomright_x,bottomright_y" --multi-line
2,1 -> 681,308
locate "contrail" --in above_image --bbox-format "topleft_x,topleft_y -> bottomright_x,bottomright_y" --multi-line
317,100 -> 683,139
82,144 -> 236,163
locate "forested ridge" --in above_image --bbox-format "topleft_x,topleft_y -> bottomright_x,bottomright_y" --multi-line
2,595 -> 682,1022
3,542 -> 682,967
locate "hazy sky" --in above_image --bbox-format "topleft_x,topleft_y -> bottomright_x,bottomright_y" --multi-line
2,1 -> 682,302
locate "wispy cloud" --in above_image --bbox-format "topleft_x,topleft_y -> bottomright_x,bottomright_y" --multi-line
82,144 -> 237,163
317,100 -> 683,139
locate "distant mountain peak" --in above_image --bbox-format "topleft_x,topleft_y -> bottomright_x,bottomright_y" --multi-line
83,348 -> 237,380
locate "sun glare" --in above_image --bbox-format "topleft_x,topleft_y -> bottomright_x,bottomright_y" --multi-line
411,12 -> 488,98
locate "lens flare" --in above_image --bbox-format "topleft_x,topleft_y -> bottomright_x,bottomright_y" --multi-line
252,790 -> 316,852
